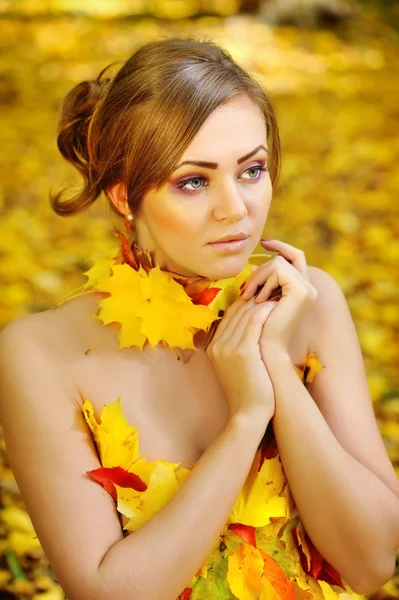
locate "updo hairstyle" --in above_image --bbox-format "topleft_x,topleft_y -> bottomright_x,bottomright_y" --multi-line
50,36 -> 281,221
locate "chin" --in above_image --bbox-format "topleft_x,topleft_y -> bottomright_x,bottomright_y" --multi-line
202,254 -> 251,281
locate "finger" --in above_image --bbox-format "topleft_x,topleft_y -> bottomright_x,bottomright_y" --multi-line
253,268 -> 282,305
209,298 -> 246,341
207,297 -> 256,351
240,259 -> 274,300
260,239 -> 308,279
241,256 -> 289,301
240,301 -> 278,350
253,261 -> 304,304
220,300 -> 276,351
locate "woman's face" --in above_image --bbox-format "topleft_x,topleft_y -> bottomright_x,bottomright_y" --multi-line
129,95 -> 272,279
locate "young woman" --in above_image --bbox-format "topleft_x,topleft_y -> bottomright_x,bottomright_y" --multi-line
0,37 -> 398,600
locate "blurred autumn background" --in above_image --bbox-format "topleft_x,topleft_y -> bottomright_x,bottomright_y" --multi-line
0,0 -> 398,598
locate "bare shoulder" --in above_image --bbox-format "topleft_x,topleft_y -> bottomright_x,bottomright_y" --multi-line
307,265 -> 342,291
0,291 -> 109,362
0,310 -> 50,363
307,265 -> 347,309
0,292 -> 112,416
306,265 -> 348,349
0,296 -> 94,414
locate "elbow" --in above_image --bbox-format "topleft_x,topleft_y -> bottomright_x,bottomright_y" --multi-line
347,554 -> 396,596
92,566 -> 157,600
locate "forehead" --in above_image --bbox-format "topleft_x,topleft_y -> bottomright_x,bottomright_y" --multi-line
180,96 -> 267,160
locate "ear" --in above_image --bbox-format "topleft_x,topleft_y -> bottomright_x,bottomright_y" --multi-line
106,182 -> 130,216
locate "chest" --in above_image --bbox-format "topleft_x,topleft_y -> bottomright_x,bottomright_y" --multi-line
48,291 -> 311,471
72,329 -> 310,472
74,345 -> 231,469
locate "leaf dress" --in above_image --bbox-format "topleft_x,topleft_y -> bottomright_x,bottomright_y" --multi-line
82,352 -> 366,600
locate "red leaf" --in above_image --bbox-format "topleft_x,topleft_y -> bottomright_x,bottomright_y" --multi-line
87,470 -> 118,502
228,523 -> 257,547
191,287 -> 221,306
308,540 -> 324,579
258,424 -> 278,471
321,560 -> 347,588
291,526 -> 345,589
113,227 -> 139,270
86,466 -> 147,503
179,588 -> 192,600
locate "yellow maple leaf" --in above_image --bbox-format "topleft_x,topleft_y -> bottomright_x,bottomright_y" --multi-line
55,248 -> 120,307
227,449 -> 287,528
94,263 -> 217,350
82,397 -> 140,470
81,248 -> 121,289
116,458 -> 191,532
82,397 -> 192,532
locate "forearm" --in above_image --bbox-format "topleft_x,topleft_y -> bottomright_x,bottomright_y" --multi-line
95,412 -> 269,600
263,348 -> 399,593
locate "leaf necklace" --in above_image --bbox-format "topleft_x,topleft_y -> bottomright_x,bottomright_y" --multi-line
59,226 -> 254,363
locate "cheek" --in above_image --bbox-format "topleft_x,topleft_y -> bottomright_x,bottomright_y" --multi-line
249,189 -> 271,218
151,203 -> 198,238
258,181 -> 272,214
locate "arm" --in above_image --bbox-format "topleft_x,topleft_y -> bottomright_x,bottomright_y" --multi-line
261,267 -> 399,595
97,411 -> 267,600
0,319 -> 270,600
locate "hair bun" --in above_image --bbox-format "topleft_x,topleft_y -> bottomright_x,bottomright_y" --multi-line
74,79 -> 104,113
56,71 -> 112,173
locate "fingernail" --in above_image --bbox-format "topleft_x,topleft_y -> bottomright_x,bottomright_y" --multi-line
271,296 -> 280,302
239,288 -> 245,296
261,238 -> 271,242
240,282 -> 245,290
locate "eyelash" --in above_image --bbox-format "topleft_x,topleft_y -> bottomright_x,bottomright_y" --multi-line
176,164 -> 268,193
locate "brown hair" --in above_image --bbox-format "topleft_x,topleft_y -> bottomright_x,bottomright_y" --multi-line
50,36 -> 281,220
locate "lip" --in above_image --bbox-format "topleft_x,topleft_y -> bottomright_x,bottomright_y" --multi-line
211,232 -> 249,243
208,238 -> 248,253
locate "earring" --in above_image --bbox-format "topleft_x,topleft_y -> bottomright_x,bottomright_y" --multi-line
123,212 -> 135,232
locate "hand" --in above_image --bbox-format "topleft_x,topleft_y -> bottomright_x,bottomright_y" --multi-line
205,295 -> 277,424
240,239 -> 318,358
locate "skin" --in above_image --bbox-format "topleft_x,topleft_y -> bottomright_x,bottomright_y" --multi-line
107,94 -> 272,282
0,90 -> 396,600
0,93 -> 318,599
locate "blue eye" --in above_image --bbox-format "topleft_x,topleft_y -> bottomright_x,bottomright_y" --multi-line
242,165 -> 268,179
177,164 -> 268,193
177,176 -> 206,192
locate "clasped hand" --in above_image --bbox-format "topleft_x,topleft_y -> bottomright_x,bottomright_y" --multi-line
240,239 -> 318,359
204,238 -> 318,423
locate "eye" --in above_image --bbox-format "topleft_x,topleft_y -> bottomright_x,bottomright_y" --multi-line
241,165 -> 268,180
177,176 -> 208,192
176,163 -> 268,193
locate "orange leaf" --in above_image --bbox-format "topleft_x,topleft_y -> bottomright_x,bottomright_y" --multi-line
113,228 -> 139,270
191,287 -> 221,306
228,523 -> 257,547
258,549 -> 295,600
227,544 -> 264,599
160,272 -> 215,299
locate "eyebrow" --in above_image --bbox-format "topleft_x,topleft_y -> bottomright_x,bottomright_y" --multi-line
175,144 -> 268,170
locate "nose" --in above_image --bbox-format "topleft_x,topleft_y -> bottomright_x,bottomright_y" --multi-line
212,179 -> 248,222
